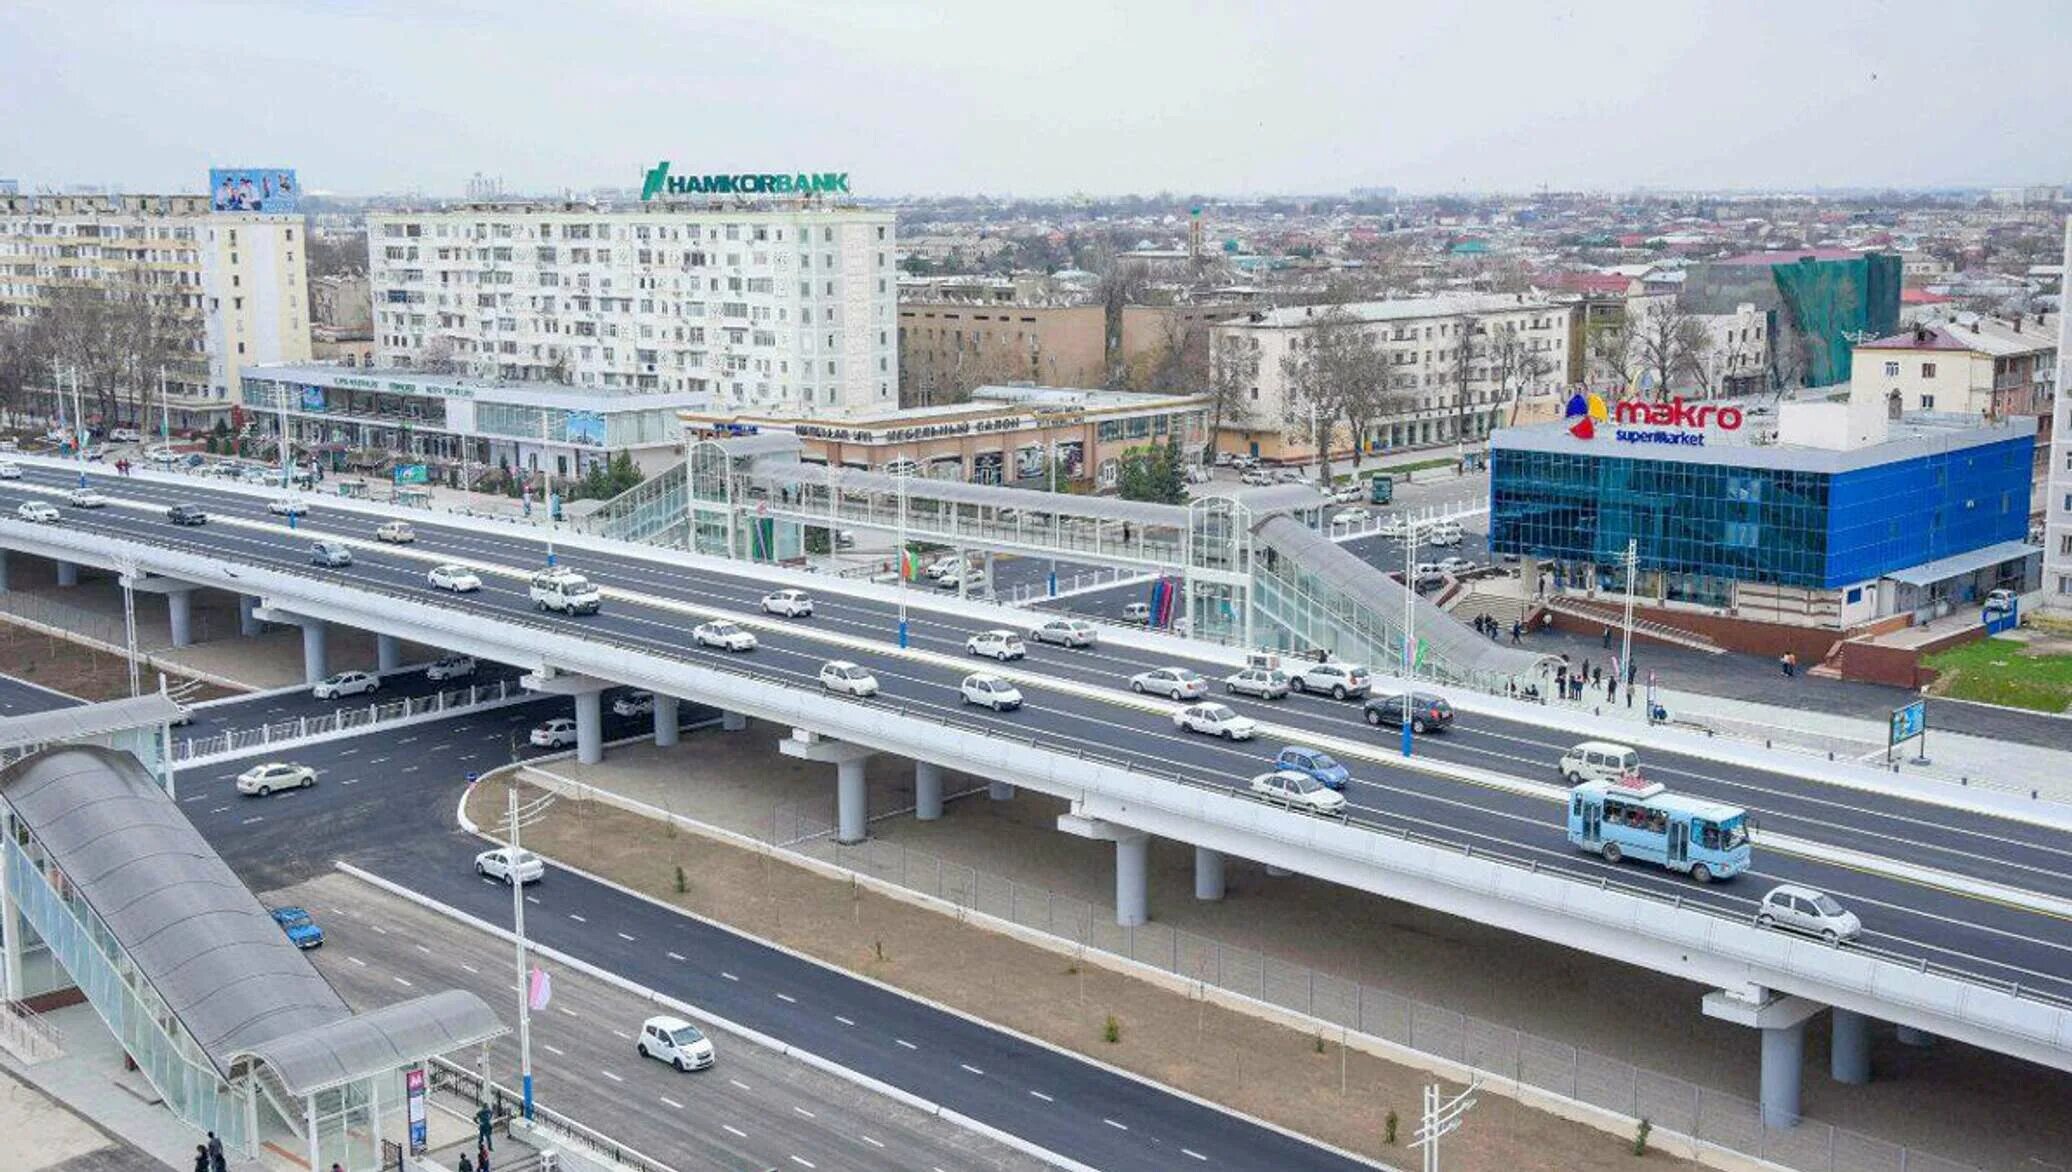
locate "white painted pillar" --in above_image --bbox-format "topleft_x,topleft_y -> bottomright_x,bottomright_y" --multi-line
653,695 -> 680,746
1115,833 -> 1150,927
914,761 -> 943,821
166,588 -> 195,648
1759,1019 -> 1805,1129
300,620 -> 328,684
238,593 -> 262,637
54,560 -> 79,587
376,633 -> 402,673
987,780 -> 1015,801
0,835 -> 23,1002
1194,846 -> 1226,901
836,758 -> 868,844
1830,1008 -> 1869,1086
574,689 -> 604,765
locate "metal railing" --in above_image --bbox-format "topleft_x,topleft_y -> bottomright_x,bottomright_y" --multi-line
173,679 -> 518,762
428,1056 -> 677,1172
0,999 -> 64,1064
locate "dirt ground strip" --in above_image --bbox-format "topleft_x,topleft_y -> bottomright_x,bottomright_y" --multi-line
0,619 -> 238,704
466,774 -> 1694,1172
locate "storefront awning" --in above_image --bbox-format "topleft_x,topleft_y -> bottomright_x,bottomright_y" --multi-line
1881,541 -> 2037,587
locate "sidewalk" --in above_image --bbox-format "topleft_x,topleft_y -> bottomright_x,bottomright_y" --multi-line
0,1057 -> 162,1172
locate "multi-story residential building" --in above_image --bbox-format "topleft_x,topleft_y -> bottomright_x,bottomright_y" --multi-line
367,202 -> 897,418
2039,223 -> 2072,612
1209,293 -> 1572,463
897,296 -> 1105,404
0,191 -> 311,429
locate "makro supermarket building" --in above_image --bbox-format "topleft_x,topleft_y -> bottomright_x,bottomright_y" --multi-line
1490,387 -> 2038,633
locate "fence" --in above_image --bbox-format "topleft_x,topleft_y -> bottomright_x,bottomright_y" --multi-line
998,565 -> 1150,605
0,999 -> 64,1064
767,801 -> 1989,1172
428,1056 -> 677,1172
173,679 -> 520,763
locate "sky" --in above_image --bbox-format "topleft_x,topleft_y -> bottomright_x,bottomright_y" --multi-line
5,0 -> 2069,199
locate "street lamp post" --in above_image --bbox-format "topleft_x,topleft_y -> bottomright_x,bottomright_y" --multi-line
1619,539 -> 1638,709
506,786 -> 536,1120
1400,516 -> 1418,758
1409,1078 -> 1481,1172
895,466 -> 910,648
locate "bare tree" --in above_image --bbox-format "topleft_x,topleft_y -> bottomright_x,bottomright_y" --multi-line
1449,313 -> 1485,446
1279,305 -> 1388,480
0,321 -> 42,429
420,335 -> 462,376
1587,317 -> 1637,393
1628,299 -> 1711,399
1204,331 -> 1259,445
1489,324 -> 1558,426
1093,261 -> 1149,386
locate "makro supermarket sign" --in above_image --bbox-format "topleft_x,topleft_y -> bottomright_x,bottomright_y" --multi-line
641,162 -> 850,201
1565,392 -> 1744,448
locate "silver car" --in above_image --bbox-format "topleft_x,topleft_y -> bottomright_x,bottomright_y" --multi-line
1030,618 -> 1097,648
1756,884 -> 1861,943
1224,667 -> 1291,700
1129,667 -> 1207,700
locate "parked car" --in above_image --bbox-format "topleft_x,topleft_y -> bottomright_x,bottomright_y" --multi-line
1223,667 -> 1292,699
1248,770 -> 1347,814
236,761 -> 316,796
1240,470 -> 1275,487
426,655 -> 477,682
1364,692 -> 1455,734
1425,520 -> 1464,547
428,563 -> 483,592
165,503 -> 208,526
268,497 -> 308,517
375,520 -> 416,544
966,629 -> 1026,661
67,487 -> 108,508
1172,702 -> 1257,740
15,500 -> 59,523
693,620 -> 757,652
937,566 -> 986,591
270,906 -> 324,949
1030,617 -> 1098,648
1289,661 -> 1371,700
529,718 -> 577,748
312,671 -> 379,700
612,691 -> 656,717
0,460 -> 19,479
109,427 -> 143,444
1272,746 -> 1350,790
1983,588 -> 2017,615
1273,468 -> 1305,484
1437,556 -> 1475,576
761,589 -> 814,617
636,1015 -> 715,1071
1376,517 -> 1408,539
1330,508 -> 1368,527
1413,562 -> 1447,588
1122,602 -> 1152,623
924,555 -> 963,581
476,846 -> 545,885
310,540 -> 353,568
960,673 -> 1023,711
1756,884 -> 1862,943
819,660 -> 880,697
1129,667 -> 1208,700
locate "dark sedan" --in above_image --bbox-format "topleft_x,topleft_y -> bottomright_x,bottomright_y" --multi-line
1362,692 -> 1456,734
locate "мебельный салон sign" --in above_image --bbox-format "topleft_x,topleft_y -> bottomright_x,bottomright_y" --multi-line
642,163 -> 850,201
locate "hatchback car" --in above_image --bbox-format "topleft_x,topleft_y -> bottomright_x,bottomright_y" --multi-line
1129,667 -> 1208,700
165,503 -> 208,525
1757,885 -> 1861,943
960,673 -> 1023,711
375,520 -> 416,544
426,655 -> 476,681
427,563 -> 483,592
694,620 -> 758,652
1223,667 -> 1292,700
529,718 -> 577,748
268,497 -> 308,517
636,1015 -> 715,1071
1273,746 -> 1350,790
1330,508 -> 1368,527
761,589 -> 814,618
476,847 -> 545,885
1363,692 -> 1455,734
0,460 -> 20,479
236,761 -> 316,796
1030,617 -> 1098,648
1172,703 -> 1256,740
966,629 -> 1026,661
819,660 -> 880,697
312,671 -> 378,700
15,500 -> 59,523
1290,661 -> 1371,700
612,690 -> 656,717
1249,770 -> 1347,814
270,906 -> 324,949
1983,588 -> 2017,615
310,541 -> 354,568
67,487 -> 108,508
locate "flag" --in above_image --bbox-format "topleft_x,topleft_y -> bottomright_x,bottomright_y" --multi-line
527,967 -> 552,1012
899,547 -> 920,580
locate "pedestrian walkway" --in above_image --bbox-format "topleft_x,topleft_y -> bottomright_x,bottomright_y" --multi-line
0,1055 -> 162,1172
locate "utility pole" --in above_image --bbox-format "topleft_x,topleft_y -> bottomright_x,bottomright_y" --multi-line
118,557 -> 141,698
895,465 -> 910,648
158,365 -> 171,448
1409,1078 -> 1481,1172
1400,517 -> 1417,758
506,786 -> 536,1120
1619,538 -> 1638,708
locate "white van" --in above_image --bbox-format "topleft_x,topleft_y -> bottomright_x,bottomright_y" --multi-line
1425,520 -> 1464,547
530,569 -> 601,616
1559,740 -> 1640,786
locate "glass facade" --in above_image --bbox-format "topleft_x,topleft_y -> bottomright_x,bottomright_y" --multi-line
1491,436 -> 2032,590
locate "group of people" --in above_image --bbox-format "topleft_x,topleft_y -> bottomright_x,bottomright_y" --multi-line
192,1133 -> 227,1172
1554,654 -> 1636,707
1470,613 -> 1524,644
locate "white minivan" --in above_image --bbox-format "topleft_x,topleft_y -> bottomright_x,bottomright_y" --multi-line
1559,740 -> 1640,786
530,569 -> 601,616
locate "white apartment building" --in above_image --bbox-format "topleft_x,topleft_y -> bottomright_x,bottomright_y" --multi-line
367,203 -> 897,418
2043,219 -> 2072,612
0,192 -> 310,429
1210,293 -> 1572,463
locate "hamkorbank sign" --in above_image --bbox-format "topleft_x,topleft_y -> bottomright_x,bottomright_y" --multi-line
641,163 -> 850,201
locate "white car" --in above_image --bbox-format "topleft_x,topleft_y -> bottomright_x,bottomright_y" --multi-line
1376,517 -> 1408,539
1437,556 -> 1475,576
1757,884 -> 1862,943
1030,617 -> 1097,648
1224,668 -> 1292,700
761,589 -> 814,618
1289,661 -> 1371,700
1122,602 -> 1152,624
427,564 -> 483,592
67,488 -> 108,508
529,718 -> 577,748
1129,667 -> 1208,700
819,660 -> 879,697
1425,520 -> 1464,547
312,671 -> 379,700
15,500 -> 59,523
694,621 -> 757,652
426,655 -> 476,682
1249,769 -> 1347,814
375,520 -> 416,544
476,847 -> 545,885
268,497 -> 308,517
636,1015 -> 715,1071
1172,703 -> 1257,740
612,690 -> 656,717
924,556 -> 963,581
960,672 -> 1024,711
236,761 -> 316,796
1413,562 -> 1446,588
109,427 -> 143,443
1240,470 -> 1275,486
1330,508 -> 1368,527
936,567 -> 986,591
0,460 -> 19,479
966,629 -> 1026,661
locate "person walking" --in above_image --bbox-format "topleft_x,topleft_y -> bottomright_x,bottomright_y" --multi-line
1602,625 -> 1612,649
1510,620 -> 1522,645
476,1103 -> 495,1152
478,1143 -> 491,1172
194,1146 -> 210,1172
1592,665 -> 1603,690
207,1132 -> 226,1172
1607,678 -> 1618,705
458,1154 -> 473,1172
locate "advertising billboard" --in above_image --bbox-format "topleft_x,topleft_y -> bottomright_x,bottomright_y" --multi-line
209,167 -> 300,213
298,384 -> 325,412
565,410 -> 606,447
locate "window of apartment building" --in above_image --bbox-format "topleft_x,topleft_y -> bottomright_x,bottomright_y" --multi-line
2061,534 -> 2072,556
1921,362 -> 1937,378
1921,394 -> 1936,409
876,226 -> 886,241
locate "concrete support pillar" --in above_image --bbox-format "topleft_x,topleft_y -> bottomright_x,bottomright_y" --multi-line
166,588 -> 195,648
957,547 -> 970,599
300,620 -> 328,685
721,710 -> 748,733
0,549 -> 9,594
982,550 -> 996,599
0,839 -> 22,1002
1194,846 -> 1226,901
1759,1019 -> 1805,1129
987,780 -> 1015,801
574,689 -> 604,765
1894,1025 -> 1936,1048
1830,1009 -> 1870,1086
914,761 -> 943,821
836,758 -> 868,844
238,594 -> 262,637
1115,834 -> 1150,927
376,633 -> 403,674
54,560 -> 79,587
653,695 -> 680,747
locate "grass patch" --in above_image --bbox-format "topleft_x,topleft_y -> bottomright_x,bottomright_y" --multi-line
1921,637 -> 2072,712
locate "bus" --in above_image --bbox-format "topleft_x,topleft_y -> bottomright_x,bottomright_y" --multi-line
1566,776 -> 1749,883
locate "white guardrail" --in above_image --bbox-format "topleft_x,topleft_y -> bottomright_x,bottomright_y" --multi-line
172,679 -> 520,763
0,999 -> 64,1064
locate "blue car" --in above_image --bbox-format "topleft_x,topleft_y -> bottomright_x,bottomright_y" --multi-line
270,906 -> 324,949
1272,747 -> 1350,791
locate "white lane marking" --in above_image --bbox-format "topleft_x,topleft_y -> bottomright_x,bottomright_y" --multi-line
720,971 -> 738,981
1028,1090 -> 1053,1102
340,778 -> 359,785
368,925 -> 388,935
240,816 -> 262,825
414,944 -> 431,954
338,748 -> 359,756
1103,1118 -> 1128,1131
401,765 -> 420,774
393,977 -> 413,988
789,1158 -> 814,1170
182,795 -> 206,804
398,736 -> 418,744
834,1015 -> 854,1026
212,807 -> 229,814
860,1135 -> 884,1149
461,963 -> 479,974
616,932 -> 635,941
568,913 -> 587,923
346,956 -> 366,967
600,1070 -> 624,1083
792,1106 -> 815,1119
959,1063 -> 984,1076
895,1039 -> 917,1050
775,993 -> 797,1003
722,1124 -> 747,1139
729,1079 -> 751,1092
1182,1148 -> 1207,1161
369,757 -> 390,765
658,1095 -> 683,1110
610,1030 -> 631,1040
543,1044 -> 565,1057
557,1007 -> 578,1019
430,743 -> 452,751
666,951 -> 686,961
525,896 -> 540,905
